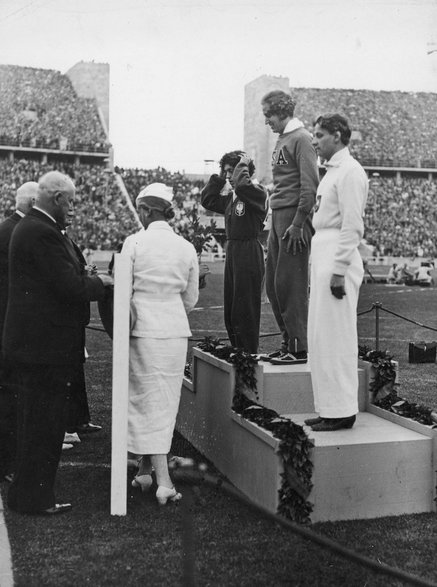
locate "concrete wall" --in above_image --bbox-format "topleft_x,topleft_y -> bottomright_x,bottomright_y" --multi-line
244,75 -> 289,184
66,61 -> 110,133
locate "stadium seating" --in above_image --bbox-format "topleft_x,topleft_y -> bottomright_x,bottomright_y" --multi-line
0,65 -> 108,153
291,87 -> 437,168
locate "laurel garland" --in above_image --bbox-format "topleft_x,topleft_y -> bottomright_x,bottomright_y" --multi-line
195,337 -> 314,524
358,345 -> 437,427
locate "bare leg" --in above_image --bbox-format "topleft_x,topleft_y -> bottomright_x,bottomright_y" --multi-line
150,454 -> 172,488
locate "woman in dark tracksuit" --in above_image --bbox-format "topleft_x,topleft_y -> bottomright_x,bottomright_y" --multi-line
201,151 -> 267,353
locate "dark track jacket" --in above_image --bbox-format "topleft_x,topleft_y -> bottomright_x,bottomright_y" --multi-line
201,161 -> 267,240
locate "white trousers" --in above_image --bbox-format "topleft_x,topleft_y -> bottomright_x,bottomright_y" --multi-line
308,229 -> 363,418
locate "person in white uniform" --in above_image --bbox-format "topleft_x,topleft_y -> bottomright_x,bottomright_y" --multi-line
121,183 -> 199,504
306,114 -> 368,432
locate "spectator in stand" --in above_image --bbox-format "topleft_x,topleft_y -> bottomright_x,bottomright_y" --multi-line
201,151 -> 267,353
0,181 -> 37,482
260,89 -> 319,365
4,171 -> 113,515
306,114 -> 368,432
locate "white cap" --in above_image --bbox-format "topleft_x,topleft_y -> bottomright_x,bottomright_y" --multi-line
136,183 -> 174,205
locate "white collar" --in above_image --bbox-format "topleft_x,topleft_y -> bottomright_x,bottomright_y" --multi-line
283,118 -> 304,134
324,147 -> 350,168
15,210 -> 25,218
33,206 -> 57,224
146,221 -> 172,231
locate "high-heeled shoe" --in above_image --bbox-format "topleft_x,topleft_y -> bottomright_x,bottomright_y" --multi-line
156,485 -> 182,505
132,474 -> 153,493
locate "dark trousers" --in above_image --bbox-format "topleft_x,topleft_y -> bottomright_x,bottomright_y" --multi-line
266,208 -> 312,354
224,239 -> 265,353
7,363 -> 76,513
65,364 -> 90,432
0,357 -> 17,477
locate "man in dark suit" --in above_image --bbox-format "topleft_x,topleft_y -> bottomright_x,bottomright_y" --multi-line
62,217 -> 102,443
0,182 -> 38,482
3,171 -> 113,515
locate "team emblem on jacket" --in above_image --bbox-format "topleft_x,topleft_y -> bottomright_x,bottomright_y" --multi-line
235,201 -> 245,216
272,148 -> 288,166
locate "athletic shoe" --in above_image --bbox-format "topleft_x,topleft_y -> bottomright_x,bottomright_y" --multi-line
258,349 -> 287,362
270,351 -> 308,365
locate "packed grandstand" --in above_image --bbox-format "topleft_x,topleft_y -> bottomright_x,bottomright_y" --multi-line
1,63 -> 437,258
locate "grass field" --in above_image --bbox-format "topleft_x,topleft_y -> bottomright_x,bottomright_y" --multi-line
2,262 -> 437,586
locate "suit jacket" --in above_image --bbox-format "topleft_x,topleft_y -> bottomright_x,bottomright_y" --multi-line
3,208 -> 105,365
0,212 -> 22,344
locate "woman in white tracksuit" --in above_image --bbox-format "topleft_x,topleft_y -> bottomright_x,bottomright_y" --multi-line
306,114 -> 368,432
121,183 -> 199,504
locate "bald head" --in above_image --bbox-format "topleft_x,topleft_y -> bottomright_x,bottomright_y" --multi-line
16,181 -> 38,214
36,171 -> 76,226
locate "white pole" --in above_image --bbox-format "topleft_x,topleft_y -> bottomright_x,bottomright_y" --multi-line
110,253 -> 132,515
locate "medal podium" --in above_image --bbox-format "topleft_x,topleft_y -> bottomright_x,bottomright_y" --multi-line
176,348 -> 436,522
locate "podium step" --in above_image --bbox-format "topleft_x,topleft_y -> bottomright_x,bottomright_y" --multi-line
291,412 -> 434,521
247,360 -> 368,414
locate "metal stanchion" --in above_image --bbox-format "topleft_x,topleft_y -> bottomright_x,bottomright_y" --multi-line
373,302 -> 382,351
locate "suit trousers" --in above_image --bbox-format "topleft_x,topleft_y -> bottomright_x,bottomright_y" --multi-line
65,363 -> 90,432
8,363 -> 74,513
224,239 -> 265,353
265,207 -> 311,353
0,357 -> 17,477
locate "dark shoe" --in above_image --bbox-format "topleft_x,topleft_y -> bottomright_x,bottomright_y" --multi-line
77,422 -> 102,433
258,349 -> 286,362
304,416 -> 323,426
37,503 -> 72,516
311,415 -> 356,432
270,352 -> 308,365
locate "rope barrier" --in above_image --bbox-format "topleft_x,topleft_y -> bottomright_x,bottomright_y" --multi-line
379,306 -> 437,332
174,467 -> 437,587
89,300 -> 437,352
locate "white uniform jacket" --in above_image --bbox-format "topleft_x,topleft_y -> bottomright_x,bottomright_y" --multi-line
121,221 -> 199,338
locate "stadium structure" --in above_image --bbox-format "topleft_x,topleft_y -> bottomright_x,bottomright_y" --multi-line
1,64 -> 437,262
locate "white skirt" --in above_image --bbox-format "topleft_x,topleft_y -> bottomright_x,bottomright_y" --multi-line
127,337 -> 187,454
308,229 -> 363,418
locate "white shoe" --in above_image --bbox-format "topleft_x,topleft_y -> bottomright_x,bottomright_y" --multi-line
132,474 -> 153,493
64,432 -> 81,444
156,486 -> 182,505
62,443 -> 74,451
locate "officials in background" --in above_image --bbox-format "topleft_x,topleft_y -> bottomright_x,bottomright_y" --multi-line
306,114 -> 368,432
201,151 -> 267,353
0,182 -> 38,482
3,171 -> 113,515
260,90 -> 319,365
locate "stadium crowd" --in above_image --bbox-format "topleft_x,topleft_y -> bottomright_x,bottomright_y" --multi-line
365,175 -> 437,258
0,65 -> 108,153
2,158 -> 437,260
292,87 -> 437,168
0,158 -> 138,250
